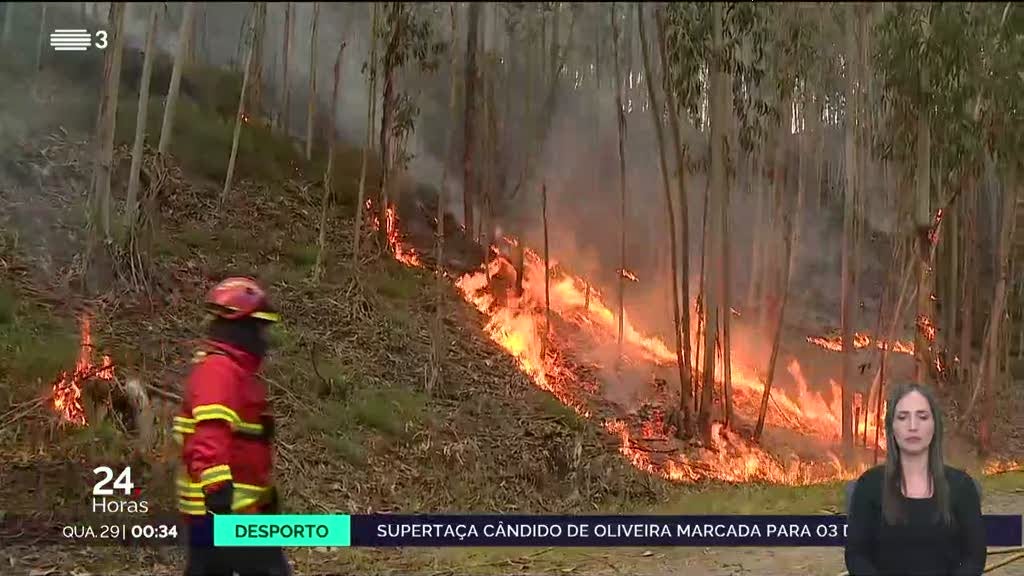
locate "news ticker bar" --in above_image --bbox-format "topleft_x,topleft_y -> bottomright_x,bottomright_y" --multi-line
3,514 -> 1021,548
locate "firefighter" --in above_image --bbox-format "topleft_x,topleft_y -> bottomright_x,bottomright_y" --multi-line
174,277 -> 291,576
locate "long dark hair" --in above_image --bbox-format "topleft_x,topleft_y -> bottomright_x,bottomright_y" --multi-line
882,382 -> 951,525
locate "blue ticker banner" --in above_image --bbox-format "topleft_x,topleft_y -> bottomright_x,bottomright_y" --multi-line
346,514 -> 1022,547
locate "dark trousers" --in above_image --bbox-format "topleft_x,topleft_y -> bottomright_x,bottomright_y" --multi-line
184,516 -> 291,576
185,544 -> 291,576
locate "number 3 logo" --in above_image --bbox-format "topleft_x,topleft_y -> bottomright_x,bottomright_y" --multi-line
94,30 -> 108,50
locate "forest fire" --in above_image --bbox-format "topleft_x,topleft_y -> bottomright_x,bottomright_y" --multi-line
451,242 -> 879,483
805,333 -> 916,355
50,315 -> 114,426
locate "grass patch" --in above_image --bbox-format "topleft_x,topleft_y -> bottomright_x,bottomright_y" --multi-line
538,394 -> 587,431
325,434 -> 368,467
284,243 -> 319,268
371,262 -> 424,301
0,301 -> 78,386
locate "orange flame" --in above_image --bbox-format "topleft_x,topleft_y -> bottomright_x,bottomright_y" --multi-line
917,315 -> 937,343
805,333 -> 915,355
619,268 -> 639,282
51,315 -> 115,426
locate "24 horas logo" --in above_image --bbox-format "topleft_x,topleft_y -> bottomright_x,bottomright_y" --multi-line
91,466 -> 150,513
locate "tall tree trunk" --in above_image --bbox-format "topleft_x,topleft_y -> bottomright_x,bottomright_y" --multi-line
352,3 -> 379,267
612,3 -> 627,359
655,7 -> 695,427
840,3 -> 857,458
280,2 -> 292,133
914,6 -> 934,385
542,180 -> 550,355
313,42 -> 345,282
959,177 -> 977,391
90,2 -> 126,252
305,2 -> 319,161
754,184 -> 798,442
748,151 -> 765,310
35,3 -> 47,71
221,18 -> 255,203
965,165 -> 1018,452
125,5 -> 159,230
378,3 -> 402,248
158,1 -> 196,155
429,2 -> 459,395
638,3 -> 693,439
462,1 -> 481,241
248,2 -> 266,117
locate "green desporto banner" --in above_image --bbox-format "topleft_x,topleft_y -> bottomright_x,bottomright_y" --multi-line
213,515 -> 351,547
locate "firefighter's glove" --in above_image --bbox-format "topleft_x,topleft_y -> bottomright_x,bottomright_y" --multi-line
260,414 -> 275,440
265,486 -> 281,514
205,482 -> 234,515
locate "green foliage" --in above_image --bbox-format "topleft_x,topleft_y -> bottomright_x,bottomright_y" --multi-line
0,296 -> 78,393
352,387 -> 426,437
325,434 -> 368,467
284,243 -> 319,268
371,262 -> 425,301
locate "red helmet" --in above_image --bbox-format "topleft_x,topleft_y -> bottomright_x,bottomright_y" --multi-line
204,277 -> 280,322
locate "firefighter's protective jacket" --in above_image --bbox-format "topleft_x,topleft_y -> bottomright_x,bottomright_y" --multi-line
174,340 -> 274,515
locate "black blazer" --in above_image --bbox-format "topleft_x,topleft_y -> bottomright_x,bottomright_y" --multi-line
844,465 -> 986,576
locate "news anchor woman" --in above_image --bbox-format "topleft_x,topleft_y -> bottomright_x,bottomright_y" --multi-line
845,382 -> 986,575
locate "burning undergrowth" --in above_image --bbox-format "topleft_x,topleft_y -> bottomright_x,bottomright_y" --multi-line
364,194 -> 893,484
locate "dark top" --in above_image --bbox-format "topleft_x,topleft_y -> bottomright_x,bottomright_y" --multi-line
845,465 -> 987,576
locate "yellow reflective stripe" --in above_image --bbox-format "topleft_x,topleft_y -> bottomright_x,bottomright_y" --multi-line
173,416 -> 196,434
173,432 -> 184,445
198,464 -> 233,487
235,421 -> 264,435
192,404 -> 242,427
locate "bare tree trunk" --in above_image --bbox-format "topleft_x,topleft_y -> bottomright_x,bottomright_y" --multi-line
748,151 -> 765,310
125,5 -> 159,230
305,2 -> 319,161
280,2 -> 292,133
90,2 -> 126,252
960,177 -> 977,390
964,166 -> 1018,450
462,1 -> 481,241
35,3 -> 47,72
542,180 -> 550,355
158,2 -> 195,155
221,19 -> 255,203
914,6 -> 934,385
946,185 -> 960,353
313,42 -> 345,282
840,3 -> 857,458
638,3 -> 693,438
612,4 -> 628,360
352,3 -> 379,267
248,2 -> 266,117
377,3 -> 402,248
655,7 -> 695,428
429,2 -> 459,395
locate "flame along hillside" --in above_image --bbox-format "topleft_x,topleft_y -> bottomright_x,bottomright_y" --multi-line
372,202 -> 902,485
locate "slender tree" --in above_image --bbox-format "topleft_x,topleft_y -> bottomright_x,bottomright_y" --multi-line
35,3 -> 47,72
655,6 -> 696,431
280,2 -> 292,133
462,2 -> 482,240
638,3 -> 693,438
221,16 -> 255,203
305,2 -> 320,161
89,2 -> 126,252
158,1 -> 196,155
352,3 -> 380,267
125,4 -> 160,230
2,2 -> 14,48
611,3 -> 628,358
313,41 -> 346,282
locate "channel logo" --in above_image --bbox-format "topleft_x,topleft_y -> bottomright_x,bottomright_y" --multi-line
50,29 -> 92,51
